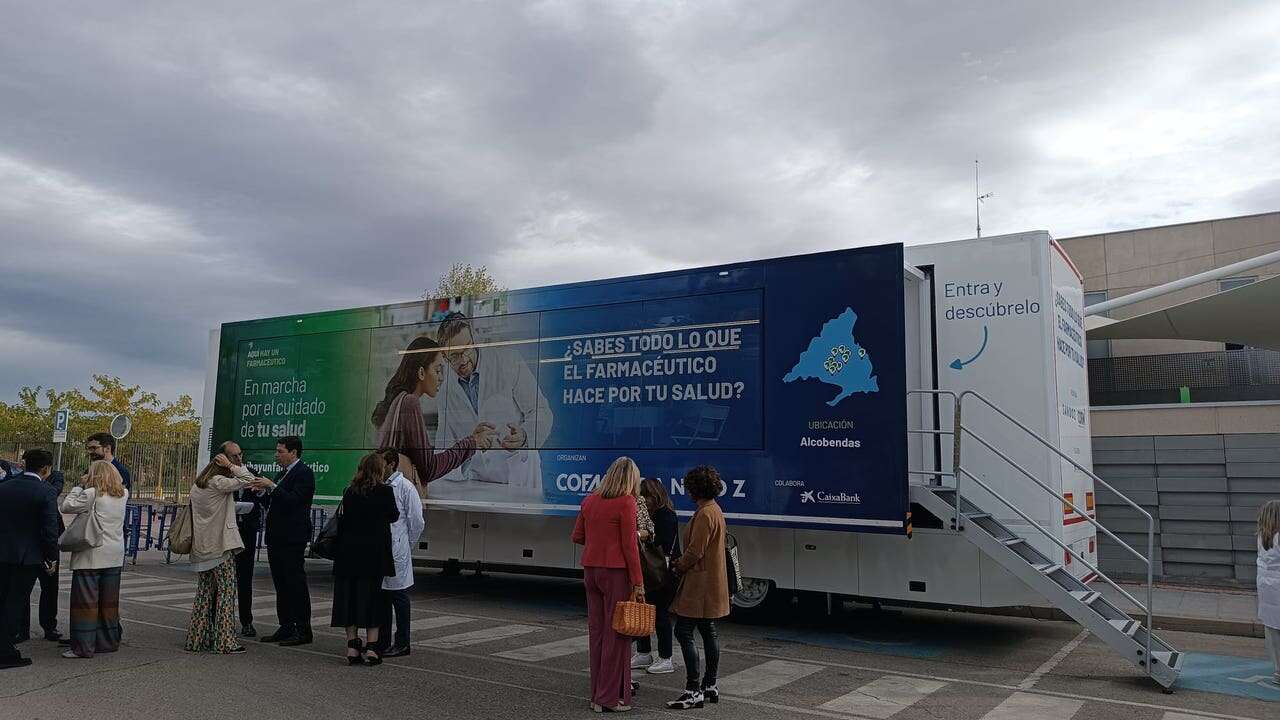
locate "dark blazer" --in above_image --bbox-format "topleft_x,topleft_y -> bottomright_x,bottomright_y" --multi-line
651,506 -> 680,557
0,474 -> 60,566
45,471 -> 67,533
263,461 -> 316,547
332,485 -> 399,578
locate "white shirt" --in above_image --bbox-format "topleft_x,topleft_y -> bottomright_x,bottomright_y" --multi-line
431,346 -> 552,501
383,472 -> 425,590
1258,533 -> 1280,628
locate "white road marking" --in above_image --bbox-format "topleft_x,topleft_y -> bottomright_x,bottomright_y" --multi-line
1018,629 -> 1090,689
130,590 -> 199,602
718,659 -> 825,697
412,615 -> 478,631
494,635 -> 590,662
978,692 -> 1083,720
819,675 -> 947,718
422,624 -> 543,648
1164,713 -> 1223,720
97,610 -> 1268,720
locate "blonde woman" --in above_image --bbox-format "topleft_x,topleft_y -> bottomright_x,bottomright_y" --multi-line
59,460 -> 129,659
185,453 -> 255,654
1257,500 -> 1280,684
571,457 -> 644,713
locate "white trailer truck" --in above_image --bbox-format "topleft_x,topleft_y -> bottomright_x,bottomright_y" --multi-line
201,231 -> 1179,687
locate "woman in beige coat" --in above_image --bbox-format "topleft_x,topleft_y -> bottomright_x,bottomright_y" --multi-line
184,453 -> 254,653
666,465 -> 729,710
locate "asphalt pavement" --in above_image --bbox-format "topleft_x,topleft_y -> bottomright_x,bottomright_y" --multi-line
3,553 -> 1278,720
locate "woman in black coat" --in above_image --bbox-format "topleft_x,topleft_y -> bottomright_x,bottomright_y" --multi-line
331,452 -> 399,665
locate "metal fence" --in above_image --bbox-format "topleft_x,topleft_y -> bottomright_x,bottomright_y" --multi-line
0,432 -> 200,504
1089,348 -> 1280,404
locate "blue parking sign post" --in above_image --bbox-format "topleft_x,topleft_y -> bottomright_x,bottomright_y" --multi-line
53,407 -> 69,471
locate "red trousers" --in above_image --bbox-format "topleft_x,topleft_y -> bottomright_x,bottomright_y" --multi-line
584,567 -> 633,707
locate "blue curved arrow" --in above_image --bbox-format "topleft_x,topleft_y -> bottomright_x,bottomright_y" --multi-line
950,325 -> 988,370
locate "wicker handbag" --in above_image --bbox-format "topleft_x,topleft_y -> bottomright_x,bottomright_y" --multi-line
611,589 -> 655,638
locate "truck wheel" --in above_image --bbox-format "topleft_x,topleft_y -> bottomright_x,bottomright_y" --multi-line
729,578 -> 782,622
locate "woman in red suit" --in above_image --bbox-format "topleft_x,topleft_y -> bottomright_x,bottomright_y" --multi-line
572,457 -> 645,713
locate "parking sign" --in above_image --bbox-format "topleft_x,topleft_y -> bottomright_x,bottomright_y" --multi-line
53,408 -> 69,443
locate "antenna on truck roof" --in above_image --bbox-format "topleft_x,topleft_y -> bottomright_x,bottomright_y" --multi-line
975,160 -> 994,238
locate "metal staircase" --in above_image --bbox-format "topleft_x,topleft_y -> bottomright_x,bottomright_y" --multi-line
908,390 -> 1183,689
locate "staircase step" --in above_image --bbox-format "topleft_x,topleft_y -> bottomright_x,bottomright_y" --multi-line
964,513 -> 991,521
1038,564 -> 1063,576
1031,563 -> 1054,573
1000,537 -> 1025,546
1069,590 -> 1100,605
1151,650 -> 1183,671
1109,619 -> 1139,637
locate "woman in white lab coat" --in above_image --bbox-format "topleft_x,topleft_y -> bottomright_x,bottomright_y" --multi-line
376,448 -> 426,658
1257,500 -> 1280,684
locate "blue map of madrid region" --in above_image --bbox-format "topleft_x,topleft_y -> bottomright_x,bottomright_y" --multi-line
782,308 -> 879,406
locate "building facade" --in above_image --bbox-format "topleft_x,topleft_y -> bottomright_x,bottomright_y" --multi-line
1059,212 -> 1280,586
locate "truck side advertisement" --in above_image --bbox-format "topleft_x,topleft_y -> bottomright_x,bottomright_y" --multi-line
212,243 -> 908,532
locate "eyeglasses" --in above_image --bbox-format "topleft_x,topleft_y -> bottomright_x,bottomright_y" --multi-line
85,444 -> 102,451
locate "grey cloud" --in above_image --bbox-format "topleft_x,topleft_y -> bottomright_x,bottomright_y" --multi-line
2,1 -> 1277,409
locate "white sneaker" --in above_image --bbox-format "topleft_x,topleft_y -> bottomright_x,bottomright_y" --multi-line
629,652 -> 652,669
647,657 -> 675,674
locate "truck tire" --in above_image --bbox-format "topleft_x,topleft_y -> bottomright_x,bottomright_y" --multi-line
729,578 -> 787,623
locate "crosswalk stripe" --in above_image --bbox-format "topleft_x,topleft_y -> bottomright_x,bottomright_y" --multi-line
121,576 -> 182,586
249,596 -> 278,608
119,583 -> 193,595
717,659 -> 825,697
60,576 -> 186,589
1162,714 -> 1220,720
422,624 -> 542,648
412,615 -> 477,631
494,635 -> 590,662
819,675 -> 947,718
311,601 -> 333,611
978,692 -> 1083,720
130,591 -> 199,602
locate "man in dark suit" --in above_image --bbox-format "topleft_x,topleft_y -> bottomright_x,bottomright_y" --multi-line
219,440 -> 267,638
0,449 -> 60,669
250,436 -> 315,647
21,469 -> 65,642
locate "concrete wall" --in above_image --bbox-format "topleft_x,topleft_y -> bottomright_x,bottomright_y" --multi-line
1091,403 -> 1280,586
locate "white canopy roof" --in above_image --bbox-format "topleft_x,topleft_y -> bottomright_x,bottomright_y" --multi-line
1086,275 -> 1280,351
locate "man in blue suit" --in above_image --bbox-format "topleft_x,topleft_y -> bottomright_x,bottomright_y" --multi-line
251,436 -> 315,647
0,449 -> 60,669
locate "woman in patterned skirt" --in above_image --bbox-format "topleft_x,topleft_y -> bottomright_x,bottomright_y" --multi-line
184,452 -> 255,653
60,460 -> 129,659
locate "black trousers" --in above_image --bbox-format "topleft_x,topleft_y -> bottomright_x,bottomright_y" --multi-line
235,524 -> 259,626
674,617 -> 720,691
267,543 -> 310,632
20,563 -> 58,637
635,601 -> 673,659
378,588 -> 411,650
0,564 -> 39,659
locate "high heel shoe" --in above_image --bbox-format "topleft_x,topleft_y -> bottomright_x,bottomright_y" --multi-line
346,638 -> 364,665
363,646 -> 383,666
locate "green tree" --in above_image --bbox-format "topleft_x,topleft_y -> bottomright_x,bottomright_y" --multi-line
0,375 -> 198,439
426,262 -> 505,299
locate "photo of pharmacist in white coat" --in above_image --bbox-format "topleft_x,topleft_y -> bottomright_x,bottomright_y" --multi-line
432,312 -> 553,503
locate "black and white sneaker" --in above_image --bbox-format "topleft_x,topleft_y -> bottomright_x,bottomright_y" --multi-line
666,690 -> 704,710
702,685 -> 719,704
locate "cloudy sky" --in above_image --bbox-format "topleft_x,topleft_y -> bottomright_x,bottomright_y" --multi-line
3,1 -> 1278,410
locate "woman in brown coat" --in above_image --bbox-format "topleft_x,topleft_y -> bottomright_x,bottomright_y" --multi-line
666,466 -> 729,710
